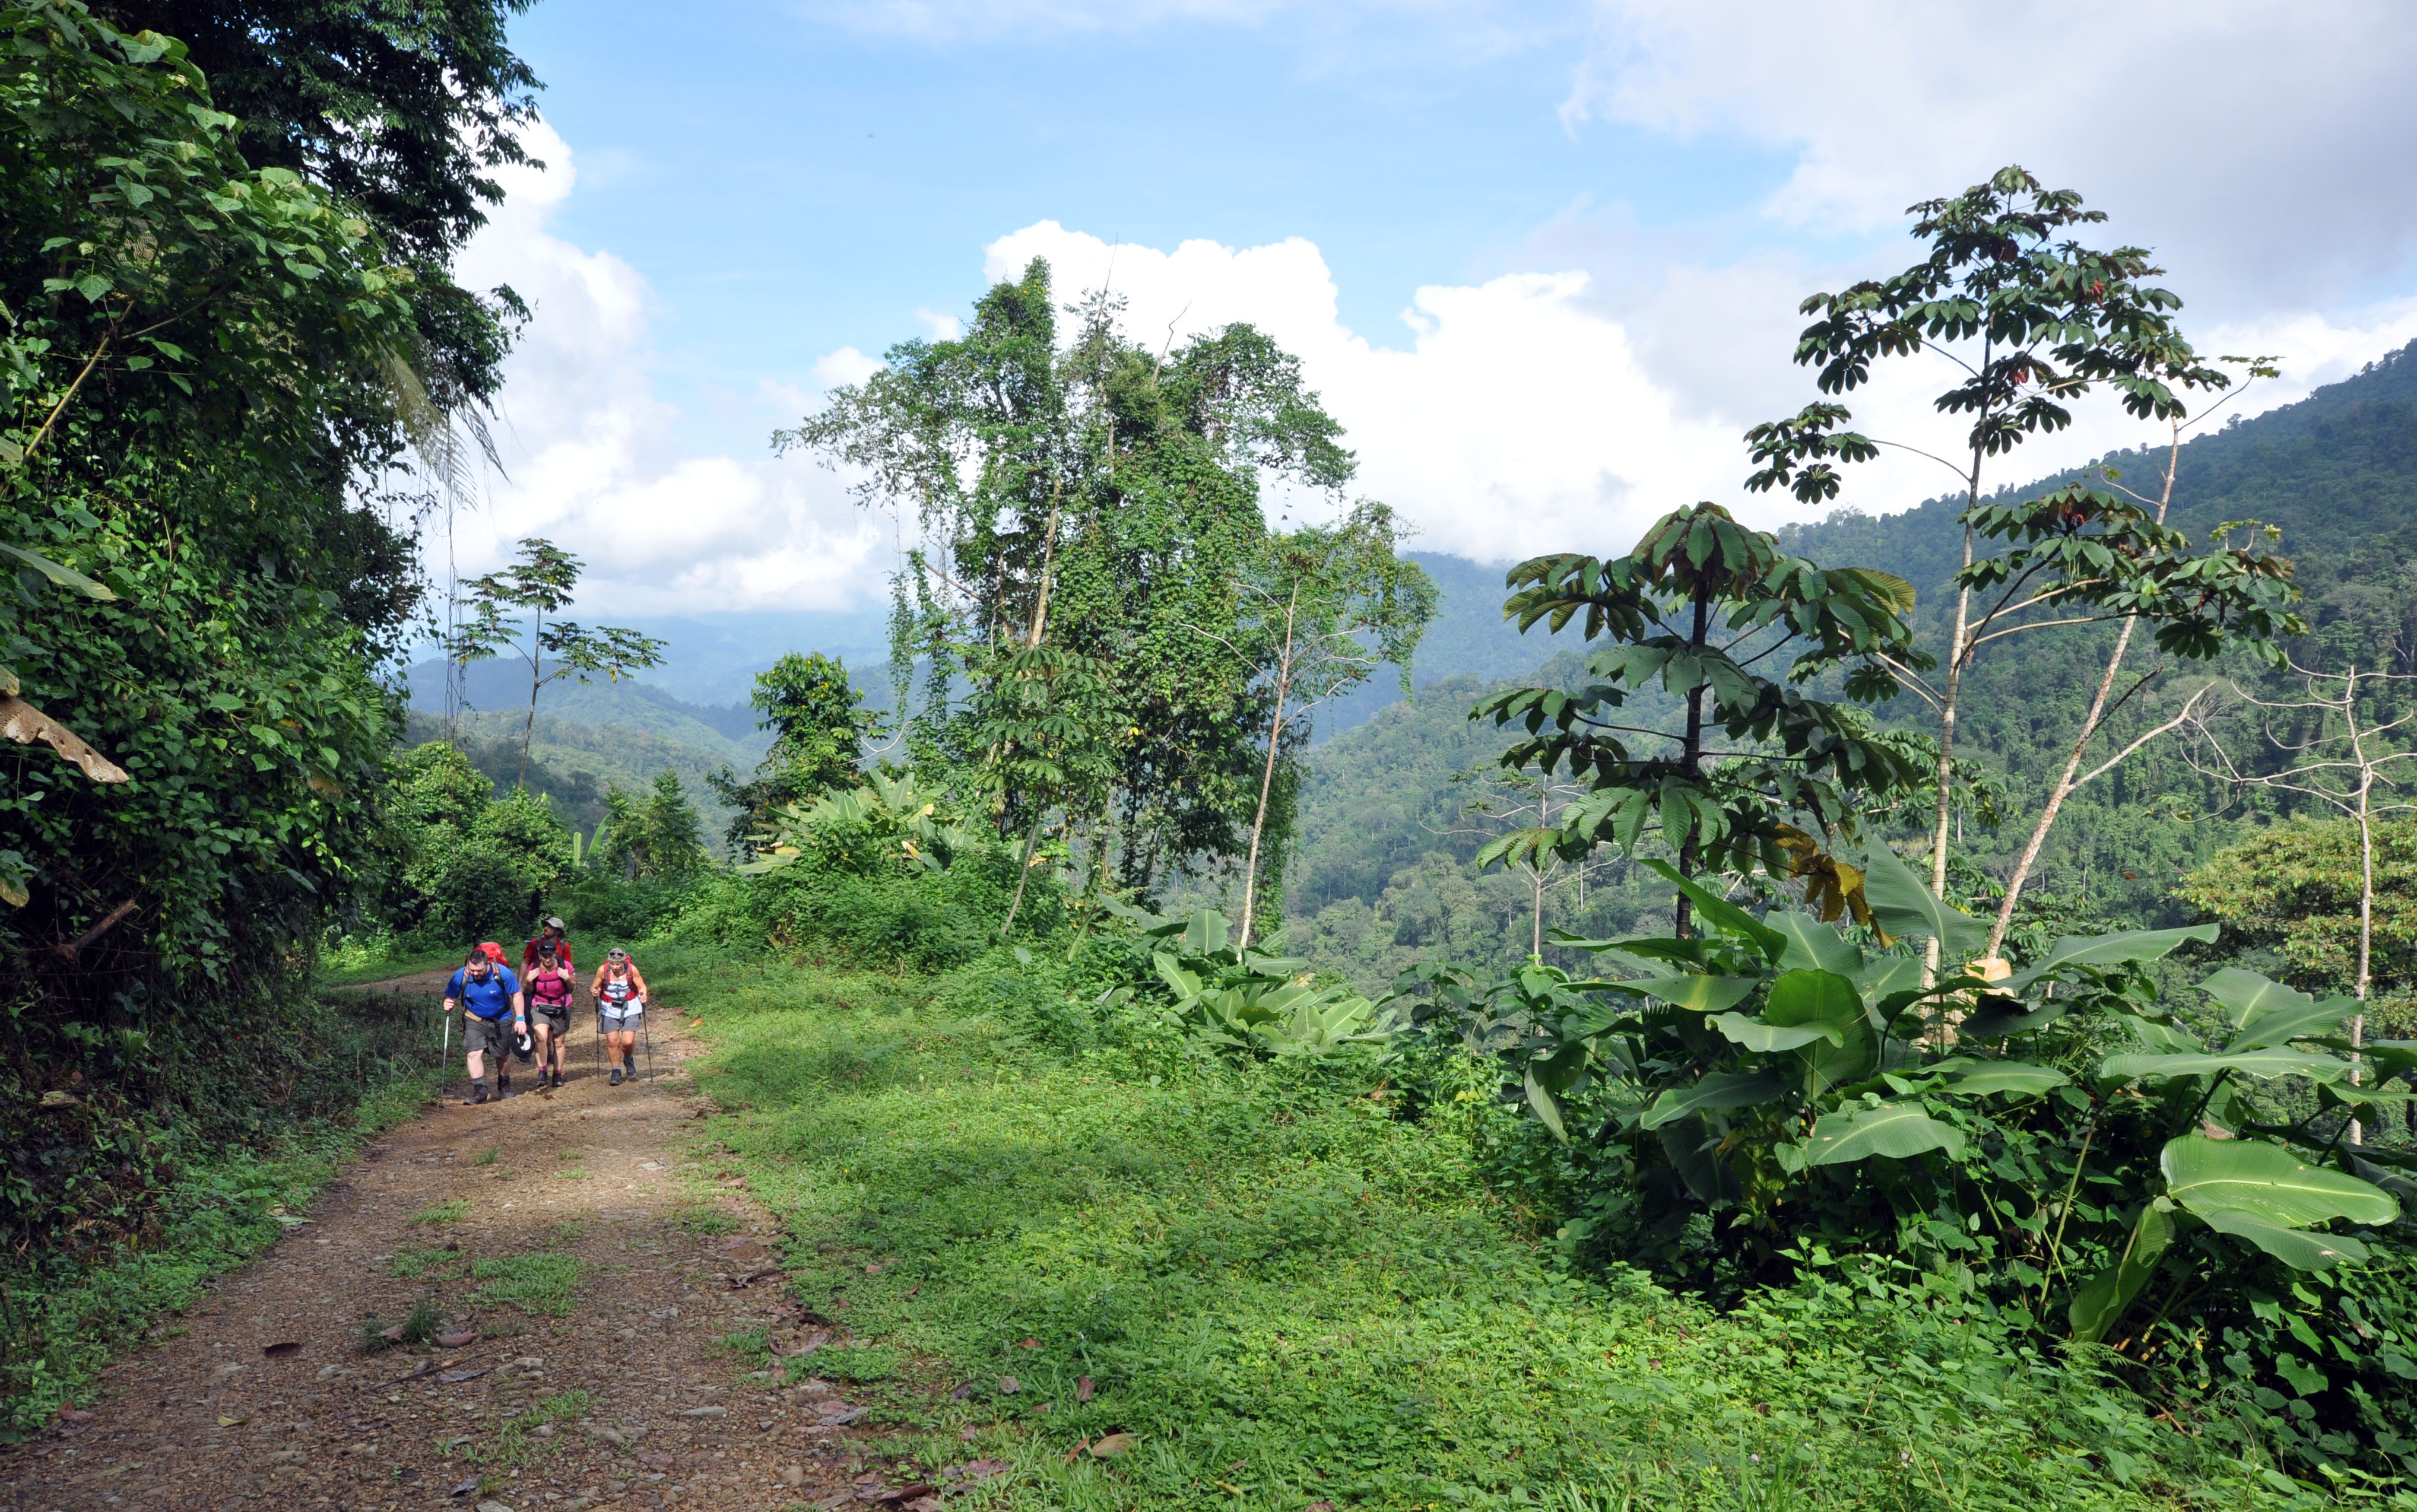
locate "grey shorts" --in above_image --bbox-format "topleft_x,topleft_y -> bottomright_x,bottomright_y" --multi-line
462,1014 -> 515,1055
598,1008 -> 642,1035
529,1002 -> 572,1036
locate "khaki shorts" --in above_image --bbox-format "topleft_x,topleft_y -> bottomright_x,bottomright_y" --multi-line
529,1002 -> 572,1036
461,1014 -> 515,1055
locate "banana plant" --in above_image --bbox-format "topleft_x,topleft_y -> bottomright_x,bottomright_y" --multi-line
1142,906 -> 1400,1060
1458,841 -> 2401,1331
738,770 -> 976,877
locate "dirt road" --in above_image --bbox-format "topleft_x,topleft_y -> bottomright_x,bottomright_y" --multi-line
0,1000 -> 914,1512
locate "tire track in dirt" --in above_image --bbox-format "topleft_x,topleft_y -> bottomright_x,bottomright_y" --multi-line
1,994 -> 925,1512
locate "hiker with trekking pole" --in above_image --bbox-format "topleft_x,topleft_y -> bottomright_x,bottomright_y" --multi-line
525,948 -> 578,1088
592,946 -> 650,1086
442,944 -> 527,1105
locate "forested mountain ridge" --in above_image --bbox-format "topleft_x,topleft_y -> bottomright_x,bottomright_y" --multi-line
1782,340 -> 2417,655
1284,339 -> 2417,978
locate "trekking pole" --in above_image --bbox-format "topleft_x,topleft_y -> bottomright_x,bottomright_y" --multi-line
640,1010 -> 655,1084
439,1006 -> 451,1104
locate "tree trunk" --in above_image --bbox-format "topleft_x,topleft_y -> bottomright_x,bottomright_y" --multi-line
1239,581 -> 1301,950
2351,671 -> 2374,1146
999,810 -> 1046,939
1674,581 -> 1712,938
1924,520 -> 1976,987
1987,616 -> 2137,958
1987,423 -> 2186,958
519,607 -> 542,791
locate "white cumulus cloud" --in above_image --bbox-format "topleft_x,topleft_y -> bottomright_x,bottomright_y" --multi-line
441,120 -> 884,614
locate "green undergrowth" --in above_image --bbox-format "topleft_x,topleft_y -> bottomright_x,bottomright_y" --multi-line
645,942 -> 2356,1511
0,1059 -> 435,1437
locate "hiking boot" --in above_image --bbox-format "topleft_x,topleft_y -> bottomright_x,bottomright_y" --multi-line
497,1073 -> 512,1097
608,1066 -> 623,1087
471,1084 -> 489,1106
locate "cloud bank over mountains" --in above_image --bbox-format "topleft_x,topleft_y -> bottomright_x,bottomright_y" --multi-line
445,1 -> 2417,612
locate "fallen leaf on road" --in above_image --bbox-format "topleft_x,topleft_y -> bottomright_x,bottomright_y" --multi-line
956,1459 -> 1010,1482
449,1476 -> 480,1497
437,1368 -> 490,1384
818,1405 -> 871,1426
379,1323 -> 408,1343
1305,1502 -> 1335,1511
678,1405 -> 728,1418
958,1426 -> 978,1441
1017,1337 -> 1041,1349
904,1285 -> 918,1296
443,1435 -> 473,1451
950,1382 -> 976,1400
813,1494 -> 855,1510
396,1358 -> 432,1380
1090,1433 -> 1135,1457
877,1482 -> 937,1503
729,1267 -> 781,1289
478,1501 -> 516,1512
785,1332 -> 831,1358
636,1450 -> 674,1470
56,1406 -> 91,1424
215,1415 -> 249,1428
262,1341 -> 302,1359
1076,1376 -> 1094,1403
998,1376 -> 1019,1394
436,1329 -> 477,1347
906,1498 -> 946,1512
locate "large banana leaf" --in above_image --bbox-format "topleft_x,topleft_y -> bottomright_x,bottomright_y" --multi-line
1621,973 -> 1761,1013
2004,924 -> 2218,993
2199,1208 -> 2371,1270
1957,1001 -> 2068,1040
2101,1048 -> 2353,1083
1638,1069 -> 1791,1131
1711,1013 -> 1840,1052
1766,911 -> 1863,977
2070,1199 -> 2177,1342
2231,995 -> 2361,1053
1640,859 -> 1785,960
1855,843 -> 1988,957
1931,1062 -> 2070,1097
1763,968 -> 1874,1091
1798,1101 -> 1966,1168
2161,1135 -> 2399,1228
2198,967 -> 2308,1031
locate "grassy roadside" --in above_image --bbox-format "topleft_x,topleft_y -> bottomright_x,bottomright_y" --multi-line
651,944 -> 2320,1512
0,990 -> 441,1437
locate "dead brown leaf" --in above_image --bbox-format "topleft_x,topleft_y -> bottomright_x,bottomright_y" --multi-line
1075,1376 -> 1094,1403
1089,1432 -> 1135,1457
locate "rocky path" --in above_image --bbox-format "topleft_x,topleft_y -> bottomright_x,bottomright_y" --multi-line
0,995 -> 914,1512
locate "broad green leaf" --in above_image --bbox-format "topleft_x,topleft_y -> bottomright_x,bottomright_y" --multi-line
1766,911 -> 1863,977
2320,1081 -> 2417,1111
0,543 -> 117,599
1958,1001 -> 2067,1040
2005,924 -> 2218,993
2199,967 -> 2307,1031
2161,1135 -> 2400,1228
1181,908 -> 1230,956
1711,1013 -> 1841,1053
1639,860 -> 1786,960
2231,992 -> 2360,1054
1763,969 -> 1874,1091
1803,1101 -> 1966,1166
1933,1062 -> 2070,1097
2199,1208 -> 2371,1271
1639,1069 -> 1791,1131
2070,1199 -> 2176,1342
1524,1063 -> 1569,1143
1855,843 -> 1987,956
1622,973 -> 1759,1013
2102,1049 -> 2352,1084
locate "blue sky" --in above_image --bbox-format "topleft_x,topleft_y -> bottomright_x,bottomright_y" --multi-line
442,1 -> 2417,620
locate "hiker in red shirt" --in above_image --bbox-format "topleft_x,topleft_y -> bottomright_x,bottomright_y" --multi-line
524,914 -> 572,976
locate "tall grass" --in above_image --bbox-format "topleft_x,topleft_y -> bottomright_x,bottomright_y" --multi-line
652,942 -> 2334,1511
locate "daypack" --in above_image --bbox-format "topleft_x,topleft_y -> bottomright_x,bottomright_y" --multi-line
598,971 -> 639,1008
528,968 -> 575,1009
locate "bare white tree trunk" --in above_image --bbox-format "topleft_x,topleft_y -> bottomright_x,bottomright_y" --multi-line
1238,581 -> 1301,950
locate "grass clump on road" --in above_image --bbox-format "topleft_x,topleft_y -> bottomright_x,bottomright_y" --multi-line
648,944 -> 2320,1512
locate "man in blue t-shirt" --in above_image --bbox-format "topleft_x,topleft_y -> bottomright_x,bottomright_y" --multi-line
441,946 -> 527,1104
